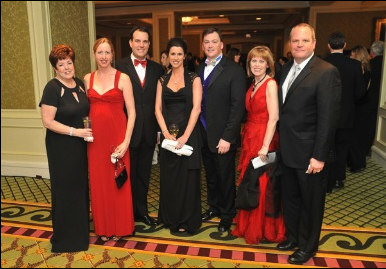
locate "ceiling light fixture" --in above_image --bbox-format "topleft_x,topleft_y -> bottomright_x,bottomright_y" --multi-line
182,16 -> 197,23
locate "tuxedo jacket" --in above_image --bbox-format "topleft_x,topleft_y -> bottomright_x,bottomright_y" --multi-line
196,56 -> 246,152
278,56 -> 341,168
116,56 -> 164,147
324,53 -> 365,128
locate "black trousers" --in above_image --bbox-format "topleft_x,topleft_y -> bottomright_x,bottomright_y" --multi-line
130,137 -> 155,217
330,128 -> 351,182
281,163 -> 326,253
200,124 -> 237,220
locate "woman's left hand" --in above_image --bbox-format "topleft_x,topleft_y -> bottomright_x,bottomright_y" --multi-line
114,143 -> 128,159
176,134 -> 189,149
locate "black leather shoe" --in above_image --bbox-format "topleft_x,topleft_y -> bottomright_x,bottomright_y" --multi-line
218,218 -> 232,232
276,240 -> 298,251
136,215 -> 159,226
288,249 -> 315,265
333,180 -> 344,188
350,167 -> 365,173
202,210 -> 218,221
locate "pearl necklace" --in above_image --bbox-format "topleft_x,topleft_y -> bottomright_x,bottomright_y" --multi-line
253,73 -> 267,91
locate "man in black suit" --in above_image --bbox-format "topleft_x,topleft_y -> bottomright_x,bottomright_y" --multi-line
364,41 -> 384,158
196,28 -> 246,232
116,26 -> 164,226
324,32 -> 365,189
276,23 -> 341,264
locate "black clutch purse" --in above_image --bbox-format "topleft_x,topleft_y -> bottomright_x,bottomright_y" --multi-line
114,157 -> 128,189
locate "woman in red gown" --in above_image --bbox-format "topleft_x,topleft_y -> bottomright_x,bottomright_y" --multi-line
232,46 -> 286,244
84,38 -> 136,241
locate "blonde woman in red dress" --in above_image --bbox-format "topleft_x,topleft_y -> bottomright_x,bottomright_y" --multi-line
84,38 -> 136,242
232,46 -> 286,244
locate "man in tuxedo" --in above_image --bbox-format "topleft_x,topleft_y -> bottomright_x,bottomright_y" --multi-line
276,23 -> 341,264
324,32 -> 365,189
196,27 -> 246,232
116,26 -> 164,226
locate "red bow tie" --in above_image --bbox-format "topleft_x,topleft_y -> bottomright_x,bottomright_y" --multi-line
134,59 -> 147,67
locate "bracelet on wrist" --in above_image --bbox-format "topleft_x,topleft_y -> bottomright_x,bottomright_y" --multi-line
162,129 -> 167,134
69,127 -> 74,136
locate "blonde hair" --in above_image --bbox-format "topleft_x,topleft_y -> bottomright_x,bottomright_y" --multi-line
290,23 -> 316,41
246,46 -> 275,78
350,45 -> 370,74
93,37 -> 115,62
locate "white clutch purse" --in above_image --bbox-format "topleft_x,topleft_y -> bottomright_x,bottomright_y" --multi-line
251,151 -> 277,169
161,139 -> 193,156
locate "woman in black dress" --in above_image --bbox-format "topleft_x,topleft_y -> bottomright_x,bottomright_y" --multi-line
155,38 -> 203,234
40,44 -> 92,252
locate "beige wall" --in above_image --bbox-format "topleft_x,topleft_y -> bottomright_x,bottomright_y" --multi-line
1,1 -> 35,109
49,1 -> 91,80
1,1 -> 94,178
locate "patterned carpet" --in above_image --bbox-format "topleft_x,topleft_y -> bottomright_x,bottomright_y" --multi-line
1,156 -> 386,268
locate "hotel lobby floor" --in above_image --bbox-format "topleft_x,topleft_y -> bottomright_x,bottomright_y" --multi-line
1,156 -> 385,267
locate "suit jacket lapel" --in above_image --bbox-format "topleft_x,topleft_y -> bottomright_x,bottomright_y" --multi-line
284,56 -> 315,102
143,62 -> 153,89
126,60 -> 142,88
279,61 -> 292,105
208,57 -> 226,88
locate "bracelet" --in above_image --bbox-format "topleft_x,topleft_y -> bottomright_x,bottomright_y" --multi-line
162,129 -> 168,134
69,127 -> 74,136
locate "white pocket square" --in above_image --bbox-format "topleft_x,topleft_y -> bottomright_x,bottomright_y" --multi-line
161,139 -> 193,156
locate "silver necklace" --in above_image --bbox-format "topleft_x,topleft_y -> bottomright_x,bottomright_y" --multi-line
173,73 -> 183,84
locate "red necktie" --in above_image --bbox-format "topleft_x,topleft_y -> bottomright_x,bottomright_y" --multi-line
134,59 -> 147,67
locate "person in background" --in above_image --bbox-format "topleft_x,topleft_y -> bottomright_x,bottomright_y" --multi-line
286,51 -> 293,61
196,27 -> 246,232
40,44 -> 91,252
278,56 -> 289,66
116,26 -> 164,226
348,45 -> 371,172
363,41 -> 384,159
152,50 -> 171,165
276,23 -> 341,264
227,47 -> 242,66
146,52 -> 153,61
84,38 -> 136,242
160,50 -> 171,74
324,32 -> 365,190
232,45 -> 286,244
155,37 -> 203,234
186,52 -> 196,72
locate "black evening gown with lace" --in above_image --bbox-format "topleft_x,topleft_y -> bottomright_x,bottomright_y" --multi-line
158,73 -> 202,234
